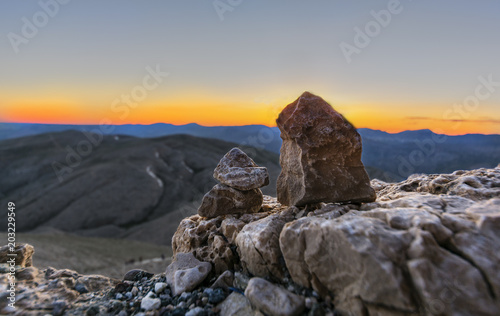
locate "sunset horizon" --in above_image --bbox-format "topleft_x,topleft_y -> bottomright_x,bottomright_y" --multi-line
2,1 -> 499,137
2,91 -> 498,136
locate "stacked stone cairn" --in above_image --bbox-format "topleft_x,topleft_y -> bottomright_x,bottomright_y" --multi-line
197,147 -> 270,218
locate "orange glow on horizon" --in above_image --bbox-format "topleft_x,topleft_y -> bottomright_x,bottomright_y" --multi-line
2,98 -> 499,136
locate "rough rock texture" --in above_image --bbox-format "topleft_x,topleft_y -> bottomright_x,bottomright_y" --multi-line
374,167 -> 500,201
236,211 -> 294,279
173,165 -> 500,315
276,91 -> 375,206
0,245 -> 235,315
198,184 -> 263,218
0,243 -> 34,267
6,167 -> 498,315
0,265 -> 117,315
198,147 -> 270,218
172,215 -> 238,274
214,147 -> 270,190
165,252 -> 212,296
172,196 -> 289,276
245,277 -> 305,316
280,166 -> 500,315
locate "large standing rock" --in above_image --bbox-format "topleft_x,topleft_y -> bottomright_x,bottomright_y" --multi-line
214,148 -> 269,191
276,92 -> 375,206
198,184 -> 263,218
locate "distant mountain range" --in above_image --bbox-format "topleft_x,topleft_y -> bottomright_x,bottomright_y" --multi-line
0,122 -> 282,152
1,122 -> 499,181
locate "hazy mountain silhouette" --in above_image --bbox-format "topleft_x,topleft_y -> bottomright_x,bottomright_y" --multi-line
0,123 -> 282,153
1,122 -> 498,181
358,128 -> 500,181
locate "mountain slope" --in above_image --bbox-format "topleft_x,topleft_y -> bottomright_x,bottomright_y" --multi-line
2,123 -> 498,181
0,122 -> 282,154
0,131 -> 280,245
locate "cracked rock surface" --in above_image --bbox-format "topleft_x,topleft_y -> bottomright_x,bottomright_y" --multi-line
4,167 -> 498,315
276,91 -> 376,206
173,166 -> 500,315
280,166 -> 500,315
213,147 -> 270,191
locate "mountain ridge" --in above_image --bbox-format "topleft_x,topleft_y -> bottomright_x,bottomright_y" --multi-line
2,123 -> 499,182
0,132 -> 281,245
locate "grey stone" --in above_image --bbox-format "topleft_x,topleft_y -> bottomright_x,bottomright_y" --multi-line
236,213 -> 292,279
154,282 -> 167,294
165,252 -> 211,295
141,292 -> 161,311
245,277 -> 305,316
214,148 -> 269,190
218,292 -> 255,316
211,270 -> 234,291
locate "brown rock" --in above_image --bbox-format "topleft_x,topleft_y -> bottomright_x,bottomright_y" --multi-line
198,184 -> 263,218
173,197 -> 282,276
0,243 -> 34,267
172,215 -> 238,274
16,267 -> 39,281
276,91 -> 375,206
221,216 -> 246,244
214,147 -> 269,190
123,269 -> 153,281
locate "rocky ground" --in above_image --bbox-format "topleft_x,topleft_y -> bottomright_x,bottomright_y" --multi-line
0,233 -> 172,279
1,166 -> 498,315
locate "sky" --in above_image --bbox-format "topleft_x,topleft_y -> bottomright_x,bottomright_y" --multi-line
1,0 -> 499,135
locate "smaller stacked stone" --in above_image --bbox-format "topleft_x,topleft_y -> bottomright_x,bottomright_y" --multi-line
197,148 -> 269,218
